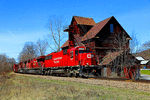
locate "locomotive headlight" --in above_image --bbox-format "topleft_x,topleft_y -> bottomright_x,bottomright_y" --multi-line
92,54 -> 94,57
86,63 -> 89,65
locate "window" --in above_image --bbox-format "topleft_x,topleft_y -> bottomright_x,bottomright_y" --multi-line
37,58 -> 45,62
28,60 -> 30,63
63,49 -> 67,55
75,50 -> 78,55
110,24 -> 114,33
79,50 -> 92,53
70,51 -> 73,58
86,48 -> 90,51
45,55 -> 52,60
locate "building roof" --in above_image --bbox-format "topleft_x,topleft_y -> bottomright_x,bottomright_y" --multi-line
73,16 -> 95,25
81,16 -> 131,42
62,16 -> 131,49
61,40 -> 69,48
136,57 -> 145,61
100,50 -> 123,66
81,16 -> 112,41
141,60 -> 149,65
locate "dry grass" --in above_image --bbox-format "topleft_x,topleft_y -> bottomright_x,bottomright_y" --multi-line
0,73 -> 150,100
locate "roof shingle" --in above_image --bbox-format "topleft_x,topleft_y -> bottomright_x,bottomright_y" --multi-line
81,16 -> 113,42
73,16 -> 95,25
100,50 -> 123,66
61,40 -> 69,48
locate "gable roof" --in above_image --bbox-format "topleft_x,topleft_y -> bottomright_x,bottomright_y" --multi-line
81,16 -> 131,42
72,16 -> 95,25
81,16 -> 112,41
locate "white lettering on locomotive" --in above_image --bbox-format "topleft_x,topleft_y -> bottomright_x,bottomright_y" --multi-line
54,57 -> 62,60
54,61 -> 59,63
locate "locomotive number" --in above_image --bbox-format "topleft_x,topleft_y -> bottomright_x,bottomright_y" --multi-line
54,61 -> 59,63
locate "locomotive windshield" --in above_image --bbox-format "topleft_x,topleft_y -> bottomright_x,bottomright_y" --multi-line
79,50 -> 92,53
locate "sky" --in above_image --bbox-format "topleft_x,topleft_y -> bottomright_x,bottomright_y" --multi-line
0,0 -> 150,62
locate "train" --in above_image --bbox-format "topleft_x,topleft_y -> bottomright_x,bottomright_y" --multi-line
13,46 -> 140,79
13,46 -> 99,77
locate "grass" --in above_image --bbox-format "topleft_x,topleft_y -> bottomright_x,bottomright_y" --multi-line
141,70 -> 150,75
0,72 -> 150,100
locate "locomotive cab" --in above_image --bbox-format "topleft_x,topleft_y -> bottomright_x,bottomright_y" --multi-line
74,47 -> 96,67
68,46 -> 97,77
68,46 -> 97,67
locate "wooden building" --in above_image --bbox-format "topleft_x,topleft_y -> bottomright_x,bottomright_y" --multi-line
62,16 -> 130,61
61,16 -> 140,78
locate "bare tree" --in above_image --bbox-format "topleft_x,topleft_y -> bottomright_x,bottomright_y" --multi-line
8,58 -> 16,67
18,42 -> 38,62
130,30 -> 139,54
139,41 -> 150,60
47,16 -> 66,52
103,31 -> 133,78
0,54 -> 16,74
36,38 -> 47,56
105,31 -> 140,79
0,54 -> 8,73
114,32 -> 128,75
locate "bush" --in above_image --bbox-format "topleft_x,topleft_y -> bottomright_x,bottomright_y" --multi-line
0,54 -> 16,74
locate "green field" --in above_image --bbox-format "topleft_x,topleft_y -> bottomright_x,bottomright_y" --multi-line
0,73 -> 150,100
141,70 -> 150,75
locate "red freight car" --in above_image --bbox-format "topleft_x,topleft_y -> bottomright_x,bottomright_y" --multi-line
13,63 -> 19,72
26,59 -> 32,69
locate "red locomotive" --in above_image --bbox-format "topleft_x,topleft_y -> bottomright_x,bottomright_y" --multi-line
13,46 -> 98,77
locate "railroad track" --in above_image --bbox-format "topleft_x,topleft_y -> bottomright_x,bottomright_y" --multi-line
88,77 -> 150,84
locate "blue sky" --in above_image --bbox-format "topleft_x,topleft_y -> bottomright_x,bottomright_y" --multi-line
0,0 -> 150,61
